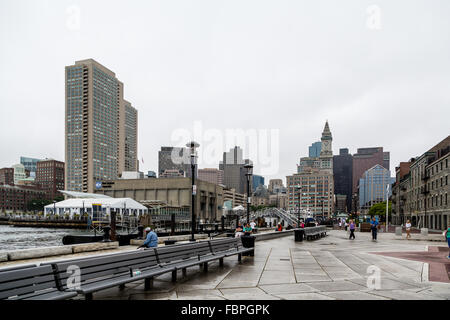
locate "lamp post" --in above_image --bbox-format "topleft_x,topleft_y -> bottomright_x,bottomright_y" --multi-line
295,185 -> 302,227
244,162 -> 253,224
386,184 -> 389,233
186,141 -> 200,242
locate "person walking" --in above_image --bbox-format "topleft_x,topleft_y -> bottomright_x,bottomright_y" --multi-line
405,220 -> 412,240
370,217 -> 379,242
138,227 -> 158,249
349,219 -> 356,240
445,225 -> 450,259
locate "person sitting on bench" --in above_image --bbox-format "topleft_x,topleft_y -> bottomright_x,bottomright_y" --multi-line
138,227 -> 158,248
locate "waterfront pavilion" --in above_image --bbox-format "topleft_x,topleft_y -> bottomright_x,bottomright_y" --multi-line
43,198 -> 148,219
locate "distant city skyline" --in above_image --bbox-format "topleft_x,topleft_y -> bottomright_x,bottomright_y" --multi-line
1,1 -> 450,185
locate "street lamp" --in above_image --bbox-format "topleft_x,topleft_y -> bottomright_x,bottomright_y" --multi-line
295,185 -> 302,227
244,162 -> 253,224
186,141 -> 200,242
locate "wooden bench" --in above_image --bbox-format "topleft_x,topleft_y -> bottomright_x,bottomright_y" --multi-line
0,237 -> 256,300
209,238 -> 253,262
153,241 -> 219,281
0,265 -> 77,300
51,249 -> 170,300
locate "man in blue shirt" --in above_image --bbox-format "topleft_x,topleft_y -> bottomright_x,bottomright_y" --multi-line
138,227 -> 158,248
370,217 -> 379,242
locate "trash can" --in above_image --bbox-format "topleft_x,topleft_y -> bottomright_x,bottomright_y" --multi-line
240,235 -> 255,256
164,240 -> 177,246
294,228 -> 304,242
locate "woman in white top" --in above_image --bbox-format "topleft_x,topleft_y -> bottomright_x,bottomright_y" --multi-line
405,220 -> 412,239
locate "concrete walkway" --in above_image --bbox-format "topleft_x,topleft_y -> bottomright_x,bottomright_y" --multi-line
78,230 -> 450,300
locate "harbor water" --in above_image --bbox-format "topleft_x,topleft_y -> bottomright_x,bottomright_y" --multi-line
0,225 -> 91,252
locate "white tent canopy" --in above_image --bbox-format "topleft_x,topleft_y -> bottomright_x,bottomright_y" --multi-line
44,198 -> 148,218
232,205 -> 245,211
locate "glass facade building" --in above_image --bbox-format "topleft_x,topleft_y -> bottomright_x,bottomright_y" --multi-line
358,164 -> 395,211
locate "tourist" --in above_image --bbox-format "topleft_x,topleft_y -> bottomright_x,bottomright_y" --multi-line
344,219 -> 348,231
405,220 -> 412,240
348,219 -> 356,240
250,220 -> 256,230
243,223 -> 253,236
370,217 -> 379,242
138,227 -> 158,249
235,224 -> 244,238
300,220 -> 305,228
445,225 -> 450,259
276,223 -> 283,232
338,220 -> 342,229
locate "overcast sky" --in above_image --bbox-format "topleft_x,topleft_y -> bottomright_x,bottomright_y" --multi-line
1,0 -> 449,183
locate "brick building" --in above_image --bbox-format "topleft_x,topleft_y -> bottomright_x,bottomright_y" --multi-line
0,168 -> 14,186
36,159 -> 65,200
0,185 -> 46,212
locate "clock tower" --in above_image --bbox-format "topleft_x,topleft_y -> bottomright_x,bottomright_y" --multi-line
320,120 -> 333,172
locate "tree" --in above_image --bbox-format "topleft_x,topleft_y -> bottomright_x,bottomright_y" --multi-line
368,201 -> 391,220
27,199 -> 53,212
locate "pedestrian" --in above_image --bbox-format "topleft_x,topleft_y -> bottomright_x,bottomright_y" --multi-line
338,220 -> 342,229
370,217 -> 379,242
235,223 -> 244,238
277,223 -> 283,232
445,225 -> 450,259
138,227 -> 158,249
344,219 -> 348,231
243,223 -> 253,236
300,220 -> 305,228
349,219 -> 356,240
405,220 -> 412,240
250,220 -> 256,230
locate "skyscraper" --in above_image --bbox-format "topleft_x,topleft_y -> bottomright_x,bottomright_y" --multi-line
358,164 -> 395,212
287,121 -> 334,217
333,148 -> 353,213
352,147 -> 390,196
308,142 -> 322,158
219,146 -> 252,195
65,59 -> 138,193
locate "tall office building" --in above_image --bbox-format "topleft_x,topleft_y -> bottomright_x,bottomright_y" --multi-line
358,164 -> 395,212
65,59 -> 138,193
219,146 -> 252,195
352,147 -> 390,196
158,147 -> 190,178
198,168 -> 224,185
333,148 -> 353,213
252,175 -> 265,192
308,142 -> 322,158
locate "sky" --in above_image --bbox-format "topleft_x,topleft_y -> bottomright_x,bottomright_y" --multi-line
1,0 -> 449,184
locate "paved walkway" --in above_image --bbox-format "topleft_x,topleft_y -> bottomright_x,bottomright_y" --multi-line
78,230 -> 450,300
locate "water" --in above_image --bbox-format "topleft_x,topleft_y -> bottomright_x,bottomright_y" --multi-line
0,225 -> 92,252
